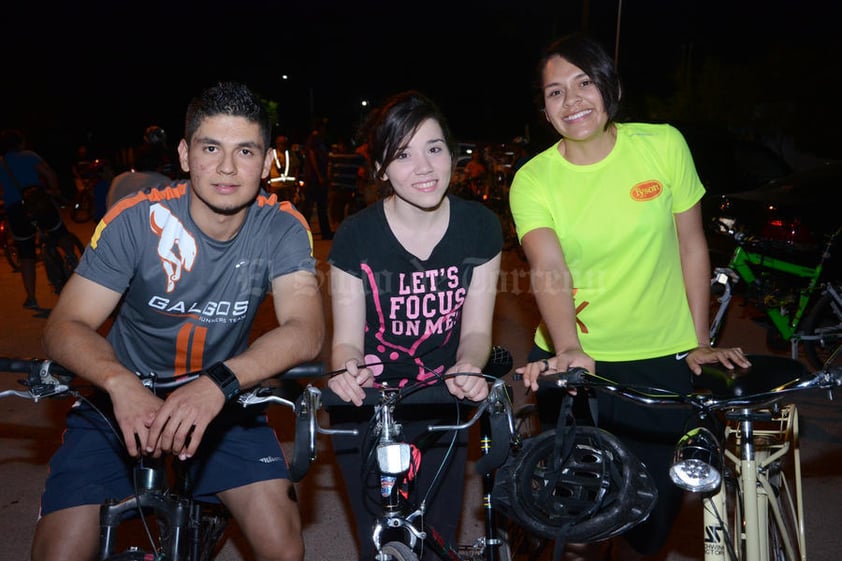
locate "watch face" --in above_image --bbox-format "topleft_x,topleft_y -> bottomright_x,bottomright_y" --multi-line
206,363 -> 239,399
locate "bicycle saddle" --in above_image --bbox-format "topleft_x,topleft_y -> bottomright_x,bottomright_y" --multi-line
694,354 -> 809,398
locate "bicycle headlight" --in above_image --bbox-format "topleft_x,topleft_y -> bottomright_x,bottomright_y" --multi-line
377,442 -> 412,474
669,427 -> 722,493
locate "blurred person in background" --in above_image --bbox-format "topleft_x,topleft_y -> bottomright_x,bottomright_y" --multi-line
106,142 -> 171,210
301,117 -> 333,240
144,124 -> 180,179
462,148 -> 490,200
327,137 -> 366,230
0,128 -> 77,311
90,158 -> 115,223
267,133 -> 301,201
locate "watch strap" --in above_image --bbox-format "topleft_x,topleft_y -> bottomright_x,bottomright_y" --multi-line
203,362 -> 240,401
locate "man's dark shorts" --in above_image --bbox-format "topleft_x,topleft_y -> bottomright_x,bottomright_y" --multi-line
40,395 -> 290,516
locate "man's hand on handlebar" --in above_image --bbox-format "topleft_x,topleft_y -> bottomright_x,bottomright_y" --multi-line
686,345 -> 752,375
107,373 -> 165,458
327,359 -> 374,406
516,349 -> 596,393
145,376 -> 226,460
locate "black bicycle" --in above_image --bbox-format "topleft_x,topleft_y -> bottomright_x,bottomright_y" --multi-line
0,357 -> 318,561
243,347 -> 521,561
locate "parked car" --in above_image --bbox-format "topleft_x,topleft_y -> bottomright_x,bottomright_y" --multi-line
711,161 -> 841,244
676,124 -> 792,219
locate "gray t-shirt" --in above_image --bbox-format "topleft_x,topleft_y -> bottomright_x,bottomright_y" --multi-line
76,181 -> 316,379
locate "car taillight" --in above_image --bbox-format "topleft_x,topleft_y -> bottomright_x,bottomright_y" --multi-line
761,217 -> 814,245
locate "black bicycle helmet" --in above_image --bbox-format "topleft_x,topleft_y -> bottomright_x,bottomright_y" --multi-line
492,425 -> 657,544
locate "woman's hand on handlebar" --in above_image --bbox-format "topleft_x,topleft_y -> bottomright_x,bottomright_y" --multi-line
516,350 -> 596,393
327,359 -> 374,406
686,345 -> 751,375
444,362 -> 488,401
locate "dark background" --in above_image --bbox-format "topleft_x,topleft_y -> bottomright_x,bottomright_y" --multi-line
4,0 -> 840,183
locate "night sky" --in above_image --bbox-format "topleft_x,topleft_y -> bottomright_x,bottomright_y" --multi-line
5,0 -> 840,179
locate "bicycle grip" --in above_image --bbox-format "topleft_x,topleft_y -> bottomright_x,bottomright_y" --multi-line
474,412 -> 512,475
279,362 -> 325,380
0,358 -> 41,373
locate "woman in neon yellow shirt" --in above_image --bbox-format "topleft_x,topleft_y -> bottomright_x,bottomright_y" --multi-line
510,33 -> 750,561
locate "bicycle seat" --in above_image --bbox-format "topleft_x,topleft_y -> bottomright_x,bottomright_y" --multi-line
693,354 -> 809,398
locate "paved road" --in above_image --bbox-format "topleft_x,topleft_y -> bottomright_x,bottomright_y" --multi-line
0,212 -> 839,560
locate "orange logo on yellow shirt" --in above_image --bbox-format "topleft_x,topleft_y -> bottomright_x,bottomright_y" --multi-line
630,180 -> 663,201
573,288 -> 589,334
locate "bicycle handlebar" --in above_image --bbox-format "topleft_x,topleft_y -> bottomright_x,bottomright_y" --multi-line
0,357 -> 327,401
521,354 -> 841,413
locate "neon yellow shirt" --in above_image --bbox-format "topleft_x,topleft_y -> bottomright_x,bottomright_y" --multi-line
509,122 -> 705,361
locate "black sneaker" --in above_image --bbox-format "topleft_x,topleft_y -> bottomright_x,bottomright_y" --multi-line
23,298 -> 40,310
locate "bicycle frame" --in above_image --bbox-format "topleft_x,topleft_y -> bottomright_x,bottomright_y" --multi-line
702,403 -> 804,561
357,380 -> 517,561
727,243 -> 822,342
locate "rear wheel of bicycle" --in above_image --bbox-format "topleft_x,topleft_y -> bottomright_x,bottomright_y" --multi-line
42,244 -> 67,294
42,232 -> 85,294
801,290 -> 842,369
379,541 -> 419,561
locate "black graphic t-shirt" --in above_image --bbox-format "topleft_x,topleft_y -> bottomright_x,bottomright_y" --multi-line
328,195 -> 502,386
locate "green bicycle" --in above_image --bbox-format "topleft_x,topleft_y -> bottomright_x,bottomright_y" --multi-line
709,222 -> 842,369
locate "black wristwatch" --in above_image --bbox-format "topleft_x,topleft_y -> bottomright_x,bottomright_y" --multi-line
202,362 -> 240,401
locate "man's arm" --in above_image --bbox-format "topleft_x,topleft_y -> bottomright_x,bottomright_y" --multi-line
225,269 -> 326,385
42,274 -> 159,457
148,269 -> 326,458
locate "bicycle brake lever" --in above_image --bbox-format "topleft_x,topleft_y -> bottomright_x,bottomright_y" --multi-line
237,387 -> 296,408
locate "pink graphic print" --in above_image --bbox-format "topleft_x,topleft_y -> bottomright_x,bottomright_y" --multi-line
360,263 -> 466,386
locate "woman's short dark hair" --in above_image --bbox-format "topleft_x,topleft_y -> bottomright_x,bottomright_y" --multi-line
362,91 -> 455,185
536,33 -> 622,126
183,81 -> 271,153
